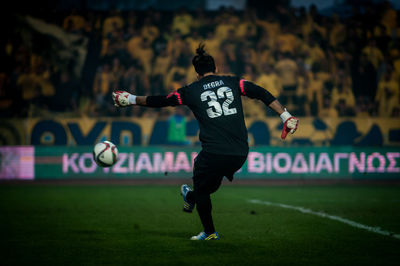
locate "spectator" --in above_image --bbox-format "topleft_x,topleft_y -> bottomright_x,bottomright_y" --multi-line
215,15 -> 237,42
63,9 -> 86,34
329,14 -> 346,48
381,1 -> 397,35
141,17 -> 160,44
254,43 -> 275,72
362,39 -> 384,70
152,48 -> 171,80
166,30 -> 186,61
119,65 -> 137,94
167,107 -> 189,146
306,63 -> 325,115
319,96 -> 338,118
306,37 -> 326,67
256,63 -> 282,98
165,59 -> 187,92
191,7 -> 211,33
36,64 -> 55,108
392,48 -> 400,78
126,29 -> 143,59
51,71 -> 80,113
302,4 -> 326,42
375,70 -> 400,116
332,72 -> 356,117
204,31 -> 221,63
275,52 -> 298,105
103,9 -> 124,38
133,38 -> 154,76
171,8 -> 193,36
110,58 -> 124,86
257,14 -> 280,45
220,29 -> 242,75
186,30 -> 203,55
93,64 -> 115,115
352,53 -> 377,104
236,9 -> 257,39
17,67 -> 41,104
275,26 -> 299,55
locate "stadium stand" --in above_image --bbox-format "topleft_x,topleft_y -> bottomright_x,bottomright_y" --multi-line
1,1 -> 400,121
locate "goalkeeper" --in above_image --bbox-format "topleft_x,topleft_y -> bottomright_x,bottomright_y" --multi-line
112,44 -> 299,240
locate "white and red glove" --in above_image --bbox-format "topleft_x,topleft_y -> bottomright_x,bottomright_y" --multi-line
112,90 -> 137,107
280,109 -> 299,139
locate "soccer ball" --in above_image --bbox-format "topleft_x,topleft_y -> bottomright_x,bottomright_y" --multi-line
93,141 -> 119,167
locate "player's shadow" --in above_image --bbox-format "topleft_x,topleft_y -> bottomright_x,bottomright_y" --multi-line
142,229 -> 191,239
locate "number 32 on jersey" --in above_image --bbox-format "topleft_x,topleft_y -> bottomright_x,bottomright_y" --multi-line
200,86 -> 237,118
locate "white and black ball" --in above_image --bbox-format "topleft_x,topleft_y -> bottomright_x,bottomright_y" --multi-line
93,141 -> 119,167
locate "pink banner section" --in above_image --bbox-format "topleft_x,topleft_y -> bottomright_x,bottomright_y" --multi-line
0,146 -> 35,180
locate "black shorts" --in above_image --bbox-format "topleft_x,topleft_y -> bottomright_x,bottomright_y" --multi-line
193,151 -> 247,195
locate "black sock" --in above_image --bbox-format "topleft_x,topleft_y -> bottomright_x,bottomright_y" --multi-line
196,193 -> 215,234
186,191 -> 195,205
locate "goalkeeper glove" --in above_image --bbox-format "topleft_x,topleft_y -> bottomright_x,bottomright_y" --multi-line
112,90 -> 137,107
280,109 -> 299,140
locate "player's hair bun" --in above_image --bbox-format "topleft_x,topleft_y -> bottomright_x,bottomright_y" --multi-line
192,42 -> 216,75
196,43 -> 206,56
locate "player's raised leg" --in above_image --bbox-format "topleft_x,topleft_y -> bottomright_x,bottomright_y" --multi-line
180,184 -> 195,213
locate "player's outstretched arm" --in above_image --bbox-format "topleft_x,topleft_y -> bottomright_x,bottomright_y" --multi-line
269,100 -> 299,140
112,90 -> 181,107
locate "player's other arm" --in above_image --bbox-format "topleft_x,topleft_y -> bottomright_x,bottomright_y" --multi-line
240,79 -> 299,139
112,90 -> 183,107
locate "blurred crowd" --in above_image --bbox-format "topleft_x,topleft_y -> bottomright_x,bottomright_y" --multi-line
1,1 -> 400,118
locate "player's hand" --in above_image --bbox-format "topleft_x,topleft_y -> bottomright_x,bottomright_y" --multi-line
112,90 -> 135,107
281,117 -> 299,139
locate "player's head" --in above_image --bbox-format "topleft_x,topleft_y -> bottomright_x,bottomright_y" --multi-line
192,43 -> 216,77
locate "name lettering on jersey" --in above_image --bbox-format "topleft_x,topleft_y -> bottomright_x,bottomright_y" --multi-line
203,80 -> 224,90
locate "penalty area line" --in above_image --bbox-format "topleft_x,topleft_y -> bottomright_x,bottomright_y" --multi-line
248,199 -> 400,240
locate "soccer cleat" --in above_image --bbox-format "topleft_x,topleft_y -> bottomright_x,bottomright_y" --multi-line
190,231 -> 220,240
180,184 -> 195,213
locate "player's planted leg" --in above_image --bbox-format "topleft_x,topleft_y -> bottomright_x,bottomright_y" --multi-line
190,231 -> 220,240
190,190 -> 219,240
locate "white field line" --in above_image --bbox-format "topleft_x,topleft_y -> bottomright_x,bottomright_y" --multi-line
248,199 -> 400,240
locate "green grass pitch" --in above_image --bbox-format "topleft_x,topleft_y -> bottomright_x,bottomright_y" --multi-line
1,184 -> 400,265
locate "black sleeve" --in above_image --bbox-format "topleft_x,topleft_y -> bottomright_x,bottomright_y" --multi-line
239,79 -> 276,106
146,89 -> 185,107
146,95 -> 173,107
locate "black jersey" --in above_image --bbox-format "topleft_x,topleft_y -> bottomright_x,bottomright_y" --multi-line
148,75 -> 276,156
178,75 -> 248,155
